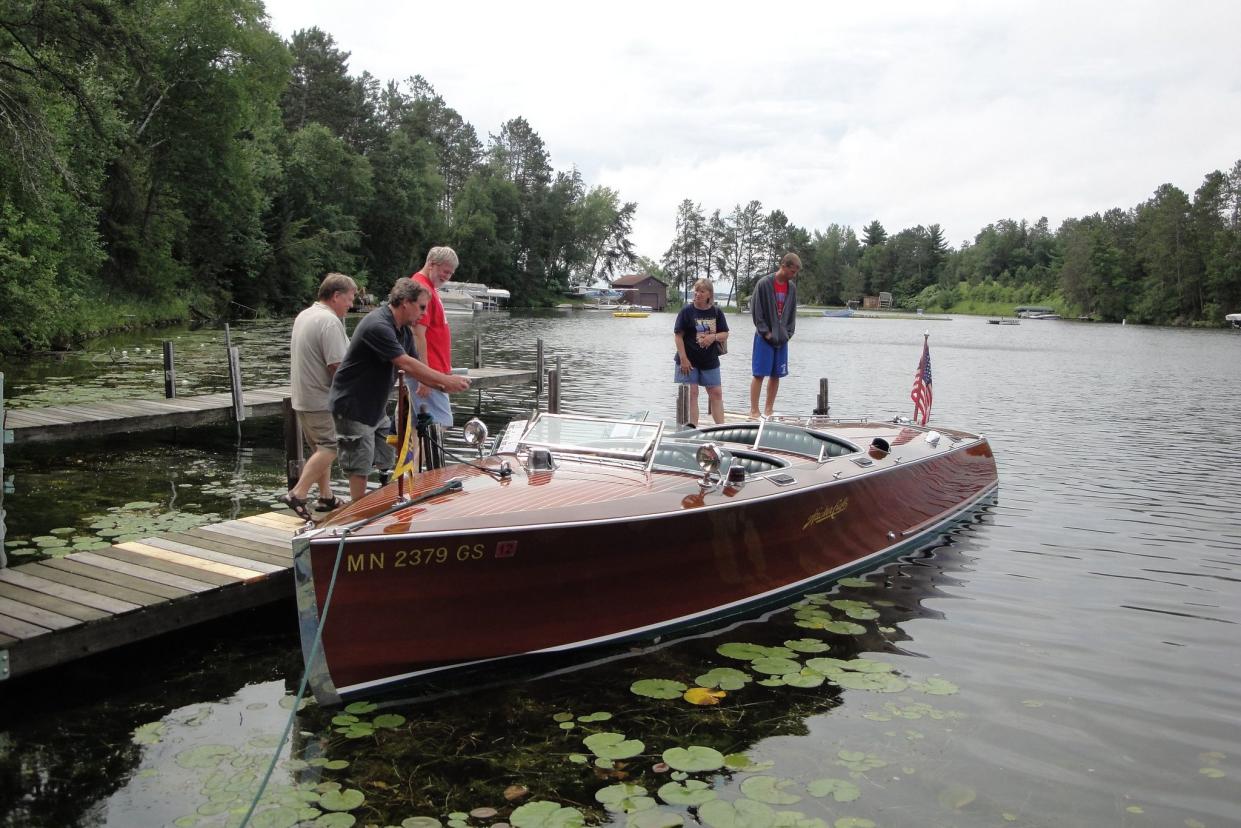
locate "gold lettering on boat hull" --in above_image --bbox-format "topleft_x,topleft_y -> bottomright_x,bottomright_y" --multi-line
801,498 -> 849,531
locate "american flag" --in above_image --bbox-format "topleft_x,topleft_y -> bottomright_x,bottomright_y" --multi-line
910,335 -> 932,425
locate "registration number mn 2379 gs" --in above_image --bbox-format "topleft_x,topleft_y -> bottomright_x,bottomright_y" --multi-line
346,540 -> 516,573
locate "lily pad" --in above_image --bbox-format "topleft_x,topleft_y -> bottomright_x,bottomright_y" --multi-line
783,639 -> 830,654
698,798 -> 775,828
627,810 -> 685,828
717,643 -> 796,661
657,780 -> 716,807
343,701 -> 377,715
583,732 -> 644,760
578,711 -> 613,722
739,776 -> 801,805
662,746 -> 725,773
696,667 -> 752,690
373,713 -> 405,728
631,679 -> 688,699
132,722 -> 166,745
913,677 -> 959,695
751,657 -> 802,676
806,779 -> 859,802
175,744 -> 236,769
313,814 -> 357,827
318,789 -> 365,811
510,801 -> 585,828
596,783 -> 655,813
835,578 -> 874,588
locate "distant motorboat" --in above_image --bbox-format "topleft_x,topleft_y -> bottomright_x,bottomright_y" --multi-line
988,318 -> 1020,325
822,308 -> 854,318
440,282 -> 510,313
1015,306 -> 1059,320
612,304 -> 651,318
1226,312 -> 1241,328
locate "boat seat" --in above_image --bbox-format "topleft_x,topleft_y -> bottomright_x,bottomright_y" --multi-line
653,442 -> 789,476
690,424 -> 855,459
653,442 -> 733,474
689,426 -> 758,446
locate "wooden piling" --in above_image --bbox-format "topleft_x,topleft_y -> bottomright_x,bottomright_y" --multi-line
547,369 -> 560,414
162,341 -> 177,398
676,384 -> 691,426
814,378 -> 830,416
282,398 -> 303,490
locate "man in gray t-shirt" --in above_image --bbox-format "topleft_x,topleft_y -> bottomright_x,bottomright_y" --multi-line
328,277 -> 471,501
279,273 -> 356,521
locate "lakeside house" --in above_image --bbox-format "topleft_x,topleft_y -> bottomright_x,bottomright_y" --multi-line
610,273 -> 669,311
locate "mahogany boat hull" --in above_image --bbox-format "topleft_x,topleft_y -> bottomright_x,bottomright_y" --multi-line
293,421 -> 997,704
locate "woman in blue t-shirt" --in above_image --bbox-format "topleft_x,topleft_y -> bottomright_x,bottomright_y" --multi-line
673,278 -> 730,425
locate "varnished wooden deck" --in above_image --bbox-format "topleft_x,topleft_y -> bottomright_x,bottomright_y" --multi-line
3,367 -> 538,444
0,511 -> 304,681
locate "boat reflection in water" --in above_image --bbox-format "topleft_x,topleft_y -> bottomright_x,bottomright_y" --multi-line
292,407 -> 998,704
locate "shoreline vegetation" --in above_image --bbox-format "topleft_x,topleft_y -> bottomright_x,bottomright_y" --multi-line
3,5 -> 1239,356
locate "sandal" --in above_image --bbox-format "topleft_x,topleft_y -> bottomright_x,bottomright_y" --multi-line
278,492 -> 313,521
315,496 -> 349,512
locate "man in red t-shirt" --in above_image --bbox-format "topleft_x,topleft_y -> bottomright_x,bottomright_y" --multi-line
411,246 -> 459,428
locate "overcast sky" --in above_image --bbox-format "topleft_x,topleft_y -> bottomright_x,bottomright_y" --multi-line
261,0 -> 1240,260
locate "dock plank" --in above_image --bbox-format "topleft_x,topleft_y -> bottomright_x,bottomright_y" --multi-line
114,542 -> 263,582
20,563 -> 166,608
201,521 -> 296,546
0,581 -> 113,623
73,550 -> 220,592
39,558 -> 192,600
0,612 -> 52,640
242,514 -> 305,530
177,527 -> 291,558
0,596 -> 79,632
158,532 -> 290,568
0,569 -> 140,614
136,538 -> 284,575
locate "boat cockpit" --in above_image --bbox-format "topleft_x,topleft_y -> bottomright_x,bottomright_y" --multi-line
477,413 -> 860,484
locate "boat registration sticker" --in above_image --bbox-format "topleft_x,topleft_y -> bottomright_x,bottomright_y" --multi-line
495,540 -> 518,558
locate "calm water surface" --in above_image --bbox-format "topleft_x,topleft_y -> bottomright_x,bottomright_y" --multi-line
1,312 -> 1239,827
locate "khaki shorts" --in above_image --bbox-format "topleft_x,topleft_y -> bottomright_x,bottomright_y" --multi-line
334,414 -> 395,477
296,409 -> 338,452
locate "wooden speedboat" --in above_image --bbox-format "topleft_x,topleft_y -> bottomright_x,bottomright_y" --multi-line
292,411 -> 998,704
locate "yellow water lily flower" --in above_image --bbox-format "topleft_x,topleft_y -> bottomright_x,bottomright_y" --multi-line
683,687 -> 727,706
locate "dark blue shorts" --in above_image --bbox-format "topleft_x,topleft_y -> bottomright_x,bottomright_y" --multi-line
751,334 -> 789,378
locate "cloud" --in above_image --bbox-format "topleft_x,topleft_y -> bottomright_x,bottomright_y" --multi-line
262,0 -> 1241,257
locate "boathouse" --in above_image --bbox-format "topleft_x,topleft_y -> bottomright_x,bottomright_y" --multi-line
610,273 -> 668,311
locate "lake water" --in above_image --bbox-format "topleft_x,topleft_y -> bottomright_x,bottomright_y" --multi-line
1,311 -> 1239,827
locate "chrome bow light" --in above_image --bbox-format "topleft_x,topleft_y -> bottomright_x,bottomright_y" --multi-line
696,441 -> 723,489
463,418 -> 489,455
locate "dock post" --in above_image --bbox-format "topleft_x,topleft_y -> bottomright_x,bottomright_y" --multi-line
224,324 -> 245,435
813,378 -> 830,416
547,368 -> 560,414
472,334 -> 483,369
283,398 -> 303,490
535,339 -> 544,402
1,372 -> 8,568
676,384 -> 691,426
162,341 -> 176,398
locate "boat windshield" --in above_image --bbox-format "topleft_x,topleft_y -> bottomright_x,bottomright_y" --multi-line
517,413 -> 663,462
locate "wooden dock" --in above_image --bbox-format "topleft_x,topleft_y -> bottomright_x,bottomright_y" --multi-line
3,367 -> 538,445
0,510 -> 304,681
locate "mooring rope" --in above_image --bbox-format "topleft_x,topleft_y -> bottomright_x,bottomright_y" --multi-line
239,479 -> 463,827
